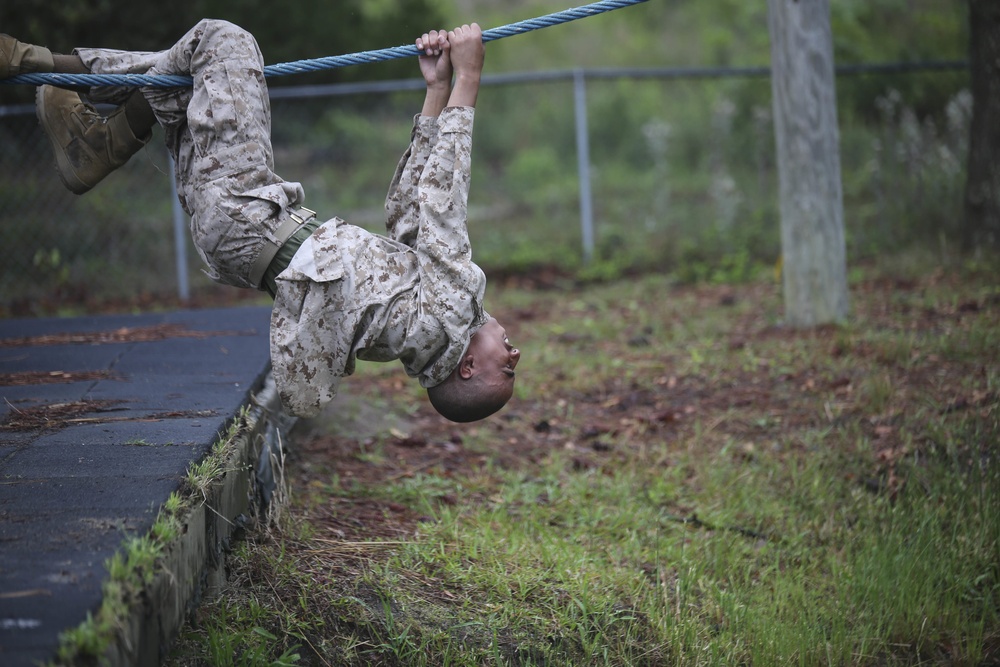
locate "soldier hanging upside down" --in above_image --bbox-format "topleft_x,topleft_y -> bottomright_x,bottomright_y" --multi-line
0,20 -> 520,422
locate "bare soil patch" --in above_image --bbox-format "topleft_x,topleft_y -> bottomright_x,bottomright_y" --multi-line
286,274 -> 999,545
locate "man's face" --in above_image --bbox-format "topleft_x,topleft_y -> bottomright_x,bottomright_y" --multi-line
467,316 -> 520,398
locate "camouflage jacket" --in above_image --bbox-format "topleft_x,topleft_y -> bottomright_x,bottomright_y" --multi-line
269,108 -> 488,417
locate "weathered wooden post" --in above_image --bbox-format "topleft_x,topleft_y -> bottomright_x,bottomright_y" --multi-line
964,0 -> 1000,250
766,0 -> 849,326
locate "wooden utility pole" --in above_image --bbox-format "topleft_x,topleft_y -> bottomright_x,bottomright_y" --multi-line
766,0 -> 849,326
964,0 -> 1000,250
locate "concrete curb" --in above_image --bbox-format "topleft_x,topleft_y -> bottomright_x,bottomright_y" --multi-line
0,306 -> 286,666
91,373 -> 296,666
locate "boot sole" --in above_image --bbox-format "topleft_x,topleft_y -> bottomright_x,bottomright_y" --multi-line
36,86 -> 92,195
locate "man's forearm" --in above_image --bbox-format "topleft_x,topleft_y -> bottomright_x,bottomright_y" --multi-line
447,72 -> 480,109
421,83 -> 451,117
445,24 -> 483,109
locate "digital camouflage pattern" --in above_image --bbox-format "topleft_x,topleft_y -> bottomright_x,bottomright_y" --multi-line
76,19 -> 488,417
77,20 -> 304,289
270,109 -> 488,417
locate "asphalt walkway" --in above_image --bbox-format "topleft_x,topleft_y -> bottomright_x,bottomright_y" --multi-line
0,306 -> 281,666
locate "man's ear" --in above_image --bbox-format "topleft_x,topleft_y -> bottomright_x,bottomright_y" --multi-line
458,352 -> 475,380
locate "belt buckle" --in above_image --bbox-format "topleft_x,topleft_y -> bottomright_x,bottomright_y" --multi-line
290,207 -> 316,225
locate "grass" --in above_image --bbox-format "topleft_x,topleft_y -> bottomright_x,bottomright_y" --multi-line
160,254 -> 999,666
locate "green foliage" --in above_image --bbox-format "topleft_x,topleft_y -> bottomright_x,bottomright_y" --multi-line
32,248 -> 70,287
204,625 -> 301,667
831,0 -> 967,62
832,0 -> 967,119
0,0 -> 976,311
506,145 -> 573,210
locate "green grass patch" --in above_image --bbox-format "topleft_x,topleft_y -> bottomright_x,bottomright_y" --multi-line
165,259 -> 1000,666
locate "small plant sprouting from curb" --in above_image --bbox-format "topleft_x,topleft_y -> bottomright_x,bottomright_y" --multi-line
50,407 -> 257,666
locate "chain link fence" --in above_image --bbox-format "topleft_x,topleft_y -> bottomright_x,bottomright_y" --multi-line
0,63 -> 970,317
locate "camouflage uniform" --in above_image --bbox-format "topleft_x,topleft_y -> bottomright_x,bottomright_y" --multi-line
76,19 -> 489,417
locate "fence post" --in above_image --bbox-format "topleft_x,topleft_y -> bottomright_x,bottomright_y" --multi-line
168,157 -> 190,303
573,68 -> 595,264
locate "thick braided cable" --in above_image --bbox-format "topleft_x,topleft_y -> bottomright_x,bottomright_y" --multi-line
2,0 -> 648,88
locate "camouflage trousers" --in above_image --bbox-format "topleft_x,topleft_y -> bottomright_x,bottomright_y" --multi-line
76,19 -> 305,288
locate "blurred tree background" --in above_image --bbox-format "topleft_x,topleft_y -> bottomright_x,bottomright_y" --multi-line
0,0 -> 446,104
0,0 -> 967,121
0,0 -> 966,97
0,1 -> 979,313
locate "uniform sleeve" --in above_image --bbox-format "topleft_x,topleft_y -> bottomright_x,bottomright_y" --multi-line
411,106 -> 489,386
384,115 -> 439,248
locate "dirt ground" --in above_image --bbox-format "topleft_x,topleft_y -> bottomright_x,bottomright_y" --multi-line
19,268 -> 995,664
278,272 -> 999,545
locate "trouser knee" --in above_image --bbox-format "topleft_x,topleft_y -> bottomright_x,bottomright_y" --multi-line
190,19 -> 263,64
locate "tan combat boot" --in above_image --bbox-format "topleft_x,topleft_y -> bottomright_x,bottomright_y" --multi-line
0,34 -> 53,78
36,85 -> 151,195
